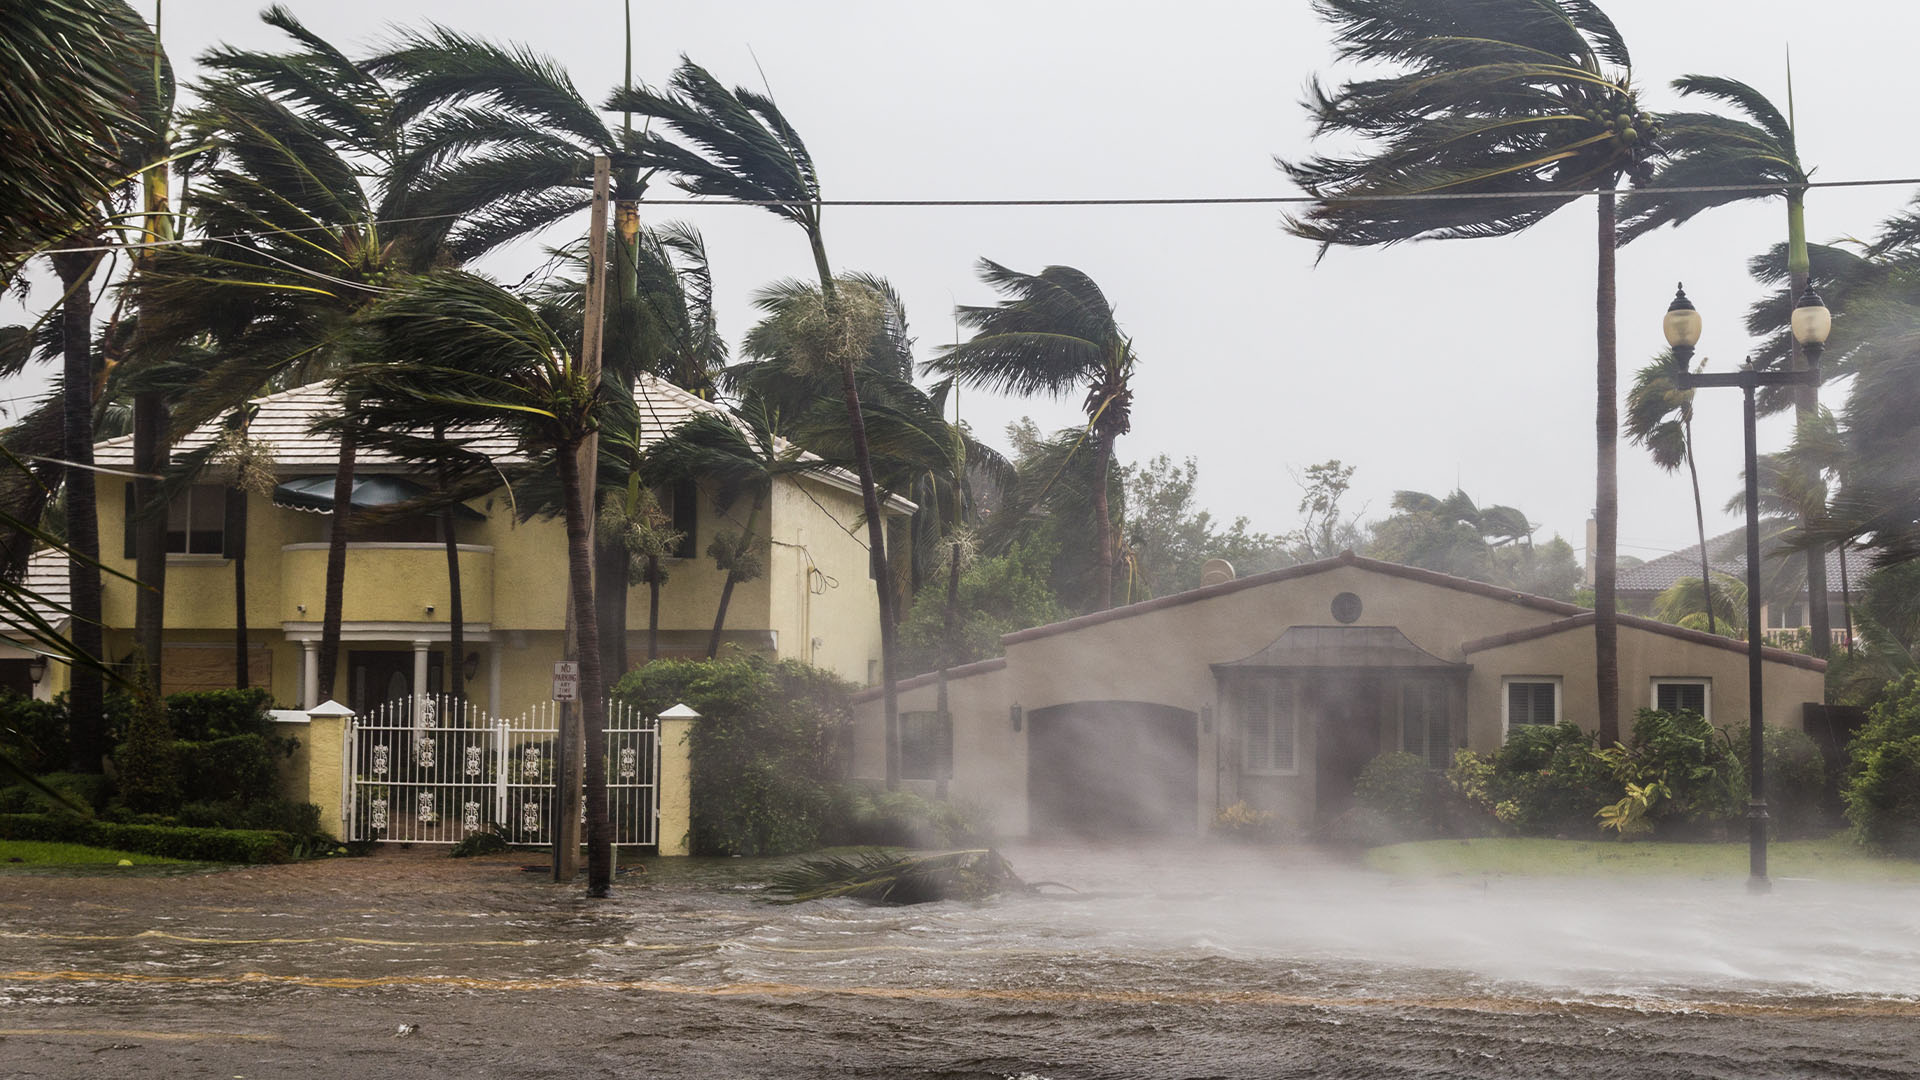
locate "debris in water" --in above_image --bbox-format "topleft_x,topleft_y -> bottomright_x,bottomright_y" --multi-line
765,848 -> 1064,905
394,1024 -> 420,1037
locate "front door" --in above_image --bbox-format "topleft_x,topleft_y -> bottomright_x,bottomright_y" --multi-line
1313,676 -> 1383,822
348,649 -> 444,715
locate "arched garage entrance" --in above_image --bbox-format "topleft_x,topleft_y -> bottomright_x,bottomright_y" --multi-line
1027,701 -> 1199,837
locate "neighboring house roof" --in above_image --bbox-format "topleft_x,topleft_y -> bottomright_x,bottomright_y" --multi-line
1617,527 -> 1867,597
0,549 -> 74,638
1214,625 -> 1466,671
849,656 -> 1008,703
999,551 -> 1585,647
1461,610 -> 1826,672
93,374 -> 914,513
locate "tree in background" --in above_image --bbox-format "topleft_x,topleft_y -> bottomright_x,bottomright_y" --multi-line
1284,0 -> 1663,743
1625,349 -> 1717,633
896,538 -> 1065,675
1123,454 -> 1291,595
1368,489 -> 1581,601
1283,459 -> 1366,562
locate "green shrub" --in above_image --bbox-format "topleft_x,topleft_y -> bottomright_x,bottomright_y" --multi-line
614,655 -> 855,856
173,733 -> 287,805
0,813 -> 294,863
829,787 -> 986,848
115,685 -> 180,814
1355,752 -> 1447,836
0,693 -> 70,773
0,771 -> 109,814
1618,708 -> 1743,834
162,688 -> 276,742
175,798 -> 329,843
1487,722 -> 1622,835
1730,725 -> 1828,837
1844,671 -> 1920,854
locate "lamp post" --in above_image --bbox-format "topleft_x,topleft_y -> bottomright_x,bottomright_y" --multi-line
1664,282 -> 1830,894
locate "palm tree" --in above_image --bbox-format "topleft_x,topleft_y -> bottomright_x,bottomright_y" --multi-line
1619,74 -> 1832,653
1624,349 -> 1716,633
355,268 -> 614,896
930,260 -> 1137,611
1655,573 -> 1747,637
617,60 -> 909,784
1282,0 -> 1662,744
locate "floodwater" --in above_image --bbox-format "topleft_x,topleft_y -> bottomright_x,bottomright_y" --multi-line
4,842 -> 1920,1078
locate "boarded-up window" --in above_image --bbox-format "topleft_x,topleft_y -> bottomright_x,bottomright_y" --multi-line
1655,679 -> 1709,721
1241,681 -> 1296,774
160,645 -> 272,696
1506,680 -> 1558,729
1401,681 -> 1451,768
900,709 -> 951,781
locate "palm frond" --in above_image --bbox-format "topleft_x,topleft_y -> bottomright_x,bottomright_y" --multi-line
764,847 -> 1032,905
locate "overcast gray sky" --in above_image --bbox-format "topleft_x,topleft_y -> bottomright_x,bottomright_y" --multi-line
14,0 -> 1920,566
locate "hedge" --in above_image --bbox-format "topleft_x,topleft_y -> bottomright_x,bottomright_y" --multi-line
0,813 -> 294,864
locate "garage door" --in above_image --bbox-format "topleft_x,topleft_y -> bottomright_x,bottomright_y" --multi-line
1027,701 -> 1198,837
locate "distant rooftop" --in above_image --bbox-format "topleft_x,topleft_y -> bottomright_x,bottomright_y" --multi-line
1617,527 -> 1865,596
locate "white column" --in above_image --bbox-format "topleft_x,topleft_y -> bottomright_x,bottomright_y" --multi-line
413,640 -> 431,723
302,641 -> 319,709
488,642 -> 503,716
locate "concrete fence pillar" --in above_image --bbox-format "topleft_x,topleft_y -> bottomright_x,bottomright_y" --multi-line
304,699 -> 356,840
656,703 -> 700,856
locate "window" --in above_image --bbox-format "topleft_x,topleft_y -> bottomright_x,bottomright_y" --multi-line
662,479 -> 698,559
1653,678 -> 1710,721
1240,680 -> 1297,774
1503,678 -> 1560,734
1766,602 -> 1806,630
166,485 -> 227,555
900,710 -> 951,781
1401,681 -> 1451,768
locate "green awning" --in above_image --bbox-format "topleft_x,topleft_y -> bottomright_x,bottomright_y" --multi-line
272,475 -> 485,520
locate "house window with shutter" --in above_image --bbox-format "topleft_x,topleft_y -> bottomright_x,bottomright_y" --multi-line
166,485 -> 228,556
900,709 -> 951,781
1503,677 -> 1561,735
1401,680 -> 1451,768
1653,678 -> 1710,721
661,479 -> 699,559
1240,680 -> 1297,775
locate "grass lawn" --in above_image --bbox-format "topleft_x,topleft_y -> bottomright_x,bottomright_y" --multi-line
1366,834 -> 1920,882
0,839 -> 190,867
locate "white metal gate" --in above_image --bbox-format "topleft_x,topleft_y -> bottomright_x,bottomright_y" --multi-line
345,695 -> 659,847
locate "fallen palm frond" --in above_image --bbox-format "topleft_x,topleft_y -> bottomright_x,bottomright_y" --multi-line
764,847 -> 1040,905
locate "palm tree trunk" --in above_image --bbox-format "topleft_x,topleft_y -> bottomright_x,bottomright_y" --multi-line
132,392 -> 168,691
1594,190 -> 1621,746
442,508 -> 464,699
558,438 -> 611,897
316,415 -> 358,702
1094,430 -> 1117,611
1787,193 -> 1830,658
706,489 -> 765,659
53,246 -> 104,773
1683,416 -> 1715,635
226,486 -> 249,687
1839,543 -> 1855,656
646,554 -> 661,661
934,538 -> 961,801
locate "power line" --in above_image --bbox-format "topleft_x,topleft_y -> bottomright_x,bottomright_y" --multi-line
30,174 -> 1920,255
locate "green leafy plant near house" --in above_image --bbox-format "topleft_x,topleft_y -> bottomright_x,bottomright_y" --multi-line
1597,709 -> 1744,837
1843,670 -> 1920,855
1483,723 -> 1624,836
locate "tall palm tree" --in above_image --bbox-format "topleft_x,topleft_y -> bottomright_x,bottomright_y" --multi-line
930,260 -> 1137,611
617,61 -> 910,786
1624,349 -> 1715,633
1282,0 -> 1662,744
356,268 -> 614,896
1619,74 -> 1832,653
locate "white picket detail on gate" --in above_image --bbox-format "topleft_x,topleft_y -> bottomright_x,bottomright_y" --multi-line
345,695 -> 658,847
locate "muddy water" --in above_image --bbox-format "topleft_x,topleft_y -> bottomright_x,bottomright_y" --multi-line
4,843 -> 1920,1078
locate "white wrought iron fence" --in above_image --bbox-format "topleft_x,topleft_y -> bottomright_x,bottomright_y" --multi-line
345,695 -> 658,848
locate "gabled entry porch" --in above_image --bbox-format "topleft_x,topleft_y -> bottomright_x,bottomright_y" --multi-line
1213,626 -> 1469,828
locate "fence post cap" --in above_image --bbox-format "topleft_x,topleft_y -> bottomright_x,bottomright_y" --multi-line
658,702 -> 701,721
307,699 -> 356,720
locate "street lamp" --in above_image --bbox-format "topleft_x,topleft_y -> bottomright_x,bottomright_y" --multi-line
1666,282 -> 1831,894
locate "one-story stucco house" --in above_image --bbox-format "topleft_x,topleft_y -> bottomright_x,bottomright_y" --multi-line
850,552 -> 1826,839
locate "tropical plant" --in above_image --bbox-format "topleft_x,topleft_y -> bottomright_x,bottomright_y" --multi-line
616,59 -> 909,788
1625,348 -> 1718,632
932,260 -> 1137,611
1123,454 -> 1291,596
1843,670 -> 1920,853
764,847 -> 1032,905
354,269 -> 614,895
1653,573 -> 1747,637
1283,0 -> 1663,744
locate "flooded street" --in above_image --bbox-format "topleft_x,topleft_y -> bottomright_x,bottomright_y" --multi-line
5,843 -> 1920,1078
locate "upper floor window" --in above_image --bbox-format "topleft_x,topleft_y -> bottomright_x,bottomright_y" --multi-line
1652,678 -> 1711,721
661,479 -> 699,559
167,485 -> 227,555
1503,677 -> 1561,734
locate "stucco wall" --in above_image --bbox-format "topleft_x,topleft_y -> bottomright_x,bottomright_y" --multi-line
851,663 -> 1024,835
768,476 -> 886,687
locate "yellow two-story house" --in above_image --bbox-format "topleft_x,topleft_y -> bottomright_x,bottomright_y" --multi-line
76,374 -> 907,716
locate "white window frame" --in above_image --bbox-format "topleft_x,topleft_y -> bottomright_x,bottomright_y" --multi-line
1650,678 -> 1712,722
1501,676 -> 1562,738
166,484 -> 227,558
1399,680 -> 1452,769
1239,680 -> 1298,777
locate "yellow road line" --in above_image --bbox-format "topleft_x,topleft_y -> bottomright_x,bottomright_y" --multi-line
0,1027 -> 272,1042
0,930 -> 698,950
4,969 -> 1915,1020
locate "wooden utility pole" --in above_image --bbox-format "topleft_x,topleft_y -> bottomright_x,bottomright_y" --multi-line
554,157 -> 612,884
